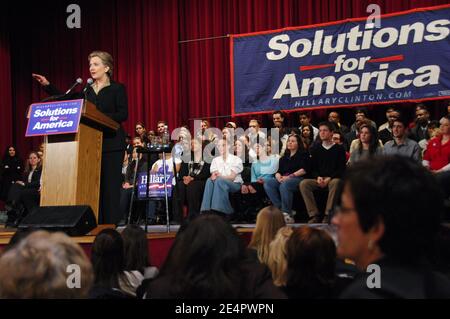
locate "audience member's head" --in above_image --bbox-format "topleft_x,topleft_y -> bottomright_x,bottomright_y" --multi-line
386,109 -> 400,128
3,145 -> 19,161
91,229 -> 125,289
332,156 -> 443,269
158,214 -> 247,298
267,226 -> 293,287
392,118 -> 408,140
328,111 -> 341,124
249,206 -> 286,264
355,108 -> 369,122
284,227 -> 337,298
272,111 -> 285,128
318,122 -> 334,143
415,106 -> 430,126
121,225 -> 150,275
357,124 -> 379,155
157,120 -> 167,135
24,151 -> 41,173
298,112 -> 312,127
439,115 -> 450,136
135,122 -> 146,137
132,136 -> 143,148
332,131 -> 345,145
0,231 -> 93,298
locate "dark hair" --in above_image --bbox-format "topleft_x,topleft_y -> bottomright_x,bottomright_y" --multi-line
415,103 -> 428,112
91,229 -> 125,289
343,156 -> 443,263
357,124 -> 379,156
355,107 -> 368,116
285,227 -> 336,298
393,117 -> 408,128
157,120 -> 167,126
318,121 -> 334,132
158,214 -> 247,298
121,225 -> 150,275
135,122 -> 146,130
272,110 -> 285,118
332,131 -> 344,143
2,146 -> 20,162
298,111 -> 311,118
428,120 -> 440,130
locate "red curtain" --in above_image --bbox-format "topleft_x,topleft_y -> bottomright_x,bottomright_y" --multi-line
1,0 -> 449,157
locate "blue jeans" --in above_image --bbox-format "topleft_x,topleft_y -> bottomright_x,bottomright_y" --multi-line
263,176 -> 303,214
200,177 -> 241,215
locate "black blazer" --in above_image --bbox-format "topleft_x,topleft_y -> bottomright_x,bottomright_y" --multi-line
45,81 -> 128,153
23,167 -> 42,189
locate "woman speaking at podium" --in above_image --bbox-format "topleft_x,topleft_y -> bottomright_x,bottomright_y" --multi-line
32,51 -> 128,225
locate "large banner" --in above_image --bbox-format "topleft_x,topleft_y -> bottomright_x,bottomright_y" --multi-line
231,5 -> 450,116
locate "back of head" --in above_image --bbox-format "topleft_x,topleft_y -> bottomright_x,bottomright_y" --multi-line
159,214 -> 246,298
267,226 -> 293,287
249,206 -> 286,264
91,229 -> 124,289
343,156 -> 443,263
121,225 -> 149,274
285,227 -> 336,297
0,231 -> 93,298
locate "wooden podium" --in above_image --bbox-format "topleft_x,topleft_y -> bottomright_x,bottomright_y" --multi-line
37,100 -> 119,222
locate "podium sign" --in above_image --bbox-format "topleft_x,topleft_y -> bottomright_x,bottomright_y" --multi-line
137,171 -> 174,198
26,99 -> 83,137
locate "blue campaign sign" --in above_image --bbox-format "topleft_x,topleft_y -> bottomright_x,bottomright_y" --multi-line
137,172 -> 173,199
231,5 -> 450,116
26,99 -> 83,136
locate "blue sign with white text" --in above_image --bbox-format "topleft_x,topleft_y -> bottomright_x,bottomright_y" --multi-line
231,5 -> 450,115
26,99 -> 83,136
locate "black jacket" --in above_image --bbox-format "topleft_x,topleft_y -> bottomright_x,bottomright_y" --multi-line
44,81 -> 128,152
340,257 -> 450,298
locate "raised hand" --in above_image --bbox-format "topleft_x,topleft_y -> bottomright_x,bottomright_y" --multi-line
32,73 -> 50,86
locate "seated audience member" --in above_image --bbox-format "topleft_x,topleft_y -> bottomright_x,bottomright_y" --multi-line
248,206 -> 286,264
156,120 -> 168,137
148,146 -> 182,223
348,124 -> 384,164
145,214 -> 286,298
301,126 -> 313,150
378,107 -> 396,132
423,115 -> 450,198
418,120 -> 440,151
300,122 -> 346,224
409,105 -> 431,142
350,108 -> 377,132
283,227 -> 342,299
6,151 -> 42,225
200,138 -> 243,217
383,118 -> 421,162
0,146 -> 23,202
119,147 -> 148,224
333,156 -> 450,298
247,119 -> 266,145
177,139 -> 211,220
135,121 -> 149,144
0,231 -> 93,298
235,138 -> 251,183
267,226 -> 293,287
378,108 -> 400,144
89,229 -> 134,299
328,111 -> 349,135
237,141 -> 278,221
196,119 -> 217,143
298,111 -> 318,140
121,225 -> 159,297
332,132 -> 350,162
264,134 -> 309,222
270,110 -> 290,156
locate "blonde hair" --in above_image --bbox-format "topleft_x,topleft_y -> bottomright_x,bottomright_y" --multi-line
0,231 -> 93,298
88,51 -> 114,78
248,206 -> 286,264
267,226 -> 293,286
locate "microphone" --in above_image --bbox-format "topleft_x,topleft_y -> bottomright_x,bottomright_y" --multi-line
83,78 -> 94,94
65,78 -> 83,95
